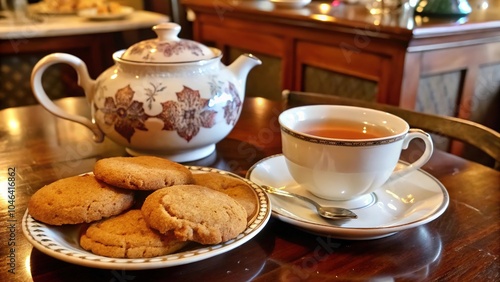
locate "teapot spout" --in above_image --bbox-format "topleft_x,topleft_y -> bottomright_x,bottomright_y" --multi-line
227,54 -> 262,89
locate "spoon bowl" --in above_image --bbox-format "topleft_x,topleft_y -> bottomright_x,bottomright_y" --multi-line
261,185 -> 357,220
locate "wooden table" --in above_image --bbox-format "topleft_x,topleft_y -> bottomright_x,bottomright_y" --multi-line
0,97 -> 499,281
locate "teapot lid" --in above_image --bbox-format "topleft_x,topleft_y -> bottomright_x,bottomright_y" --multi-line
120,23 -> 217,63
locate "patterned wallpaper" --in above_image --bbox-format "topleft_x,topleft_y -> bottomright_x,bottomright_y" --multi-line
0,54 -> 75,109
470,64 -> 500,128
415,71 -> 462,151
303,66 -> 378,102
465,64 -> 500,166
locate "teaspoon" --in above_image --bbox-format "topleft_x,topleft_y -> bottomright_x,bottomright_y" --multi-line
261,185 -> 358,220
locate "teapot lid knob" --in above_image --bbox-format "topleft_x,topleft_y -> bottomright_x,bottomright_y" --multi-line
153,23 -> 181,42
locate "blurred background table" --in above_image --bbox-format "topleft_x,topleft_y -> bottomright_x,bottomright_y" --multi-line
0,9 -> 168,109
0,96 -> 498,281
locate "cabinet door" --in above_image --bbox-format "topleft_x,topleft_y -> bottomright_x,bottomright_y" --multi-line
295,41 -> 395,104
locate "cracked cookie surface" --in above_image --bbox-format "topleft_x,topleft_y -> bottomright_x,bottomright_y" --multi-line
28,174 -> 134,225
93,156 -> 194,190
80,210 -> 188,258
141,185 -> 247,245
193,172 -> 258,222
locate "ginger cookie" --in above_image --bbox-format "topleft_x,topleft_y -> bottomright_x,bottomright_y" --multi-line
93,156 -> 194,190
28,174 -> 134,225
80,210 -> 188,258
193,172 -> 258,222
141,185 -> 247,245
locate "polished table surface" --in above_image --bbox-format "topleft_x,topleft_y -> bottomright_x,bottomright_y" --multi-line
0,97 -> 499,281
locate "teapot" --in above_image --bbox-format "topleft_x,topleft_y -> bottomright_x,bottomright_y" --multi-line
31,23 -> 261,162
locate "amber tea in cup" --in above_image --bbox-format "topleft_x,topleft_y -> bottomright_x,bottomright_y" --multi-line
298,119 -> 394,140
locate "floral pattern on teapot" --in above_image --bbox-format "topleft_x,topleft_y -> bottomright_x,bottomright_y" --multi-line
95,81 -> 241,143
155,86 -> 217,142
222,82 -> 242,126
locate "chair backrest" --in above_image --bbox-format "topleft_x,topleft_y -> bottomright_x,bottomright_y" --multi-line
283,90 -> 500,170
144,0 -> 191,38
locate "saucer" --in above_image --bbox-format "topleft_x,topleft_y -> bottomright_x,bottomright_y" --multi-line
246,154 -> 449,240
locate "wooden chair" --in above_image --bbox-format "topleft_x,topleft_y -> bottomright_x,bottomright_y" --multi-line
283,90 -> 500,170
144,0 -> 192,39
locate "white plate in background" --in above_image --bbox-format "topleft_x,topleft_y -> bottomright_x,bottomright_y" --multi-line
78,6 -> 134,20
29,3 -> 77,15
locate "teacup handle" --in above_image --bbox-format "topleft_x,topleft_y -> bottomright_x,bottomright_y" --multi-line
31,53 -> 104,142
389,129 -> 434,181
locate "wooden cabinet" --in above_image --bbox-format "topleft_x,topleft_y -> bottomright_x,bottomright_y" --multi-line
182,0 -> 500,129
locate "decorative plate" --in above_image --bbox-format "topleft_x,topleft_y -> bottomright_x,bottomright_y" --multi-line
246,154 -> 449,240
22,166 -> 271,270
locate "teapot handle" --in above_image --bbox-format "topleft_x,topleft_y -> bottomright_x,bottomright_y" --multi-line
31,53 -> 104,142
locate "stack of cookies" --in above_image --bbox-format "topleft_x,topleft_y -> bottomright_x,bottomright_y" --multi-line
28,156 -> 257,259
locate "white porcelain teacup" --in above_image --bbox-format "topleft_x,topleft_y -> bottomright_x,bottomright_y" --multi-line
279,105 -> 433,201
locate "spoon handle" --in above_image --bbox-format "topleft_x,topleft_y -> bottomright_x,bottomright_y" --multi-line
261,185 -> 320,208
260,185 -> 358,219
